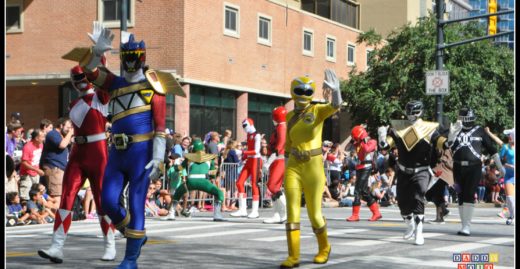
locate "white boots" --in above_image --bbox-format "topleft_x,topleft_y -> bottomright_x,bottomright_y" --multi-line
263,193 -> 287,224
402,214 -> 415,240
99,215 -> 116,261
230,193 -> 260,218
402,213 -> 424,245
248,200 -> 260,219
38,209 -> 70,263
230,193 -> 248,217
414,215 -> 424,245
458,203 -> 475,236
38,225 -> 66,263
161,201 -> 177,221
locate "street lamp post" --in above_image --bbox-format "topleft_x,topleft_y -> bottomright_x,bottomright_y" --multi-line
435,0 -> 444,123
120,0 -> 128,75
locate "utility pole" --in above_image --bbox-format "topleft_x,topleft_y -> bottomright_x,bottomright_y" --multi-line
435,0 -> 444,123
120,0 -> 128,75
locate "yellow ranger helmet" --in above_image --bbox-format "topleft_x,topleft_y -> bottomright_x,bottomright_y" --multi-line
290,76 -> 315,108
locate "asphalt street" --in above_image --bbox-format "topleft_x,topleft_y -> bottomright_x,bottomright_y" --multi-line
5,204 -> 515,269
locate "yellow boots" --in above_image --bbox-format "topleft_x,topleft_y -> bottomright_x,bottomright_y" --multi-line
313,223 -> 331,264
280,222 -> 331,268
280,223 -> 300,268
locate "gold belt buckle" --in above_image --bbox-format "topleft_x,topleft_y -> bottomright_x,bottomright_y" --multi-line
113,133 -> 129,150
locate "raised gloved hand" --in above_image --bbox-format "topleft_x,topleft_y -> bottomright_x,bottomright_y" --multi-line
448,120 -> 462,145
87,21 -> 104,44
92,27 -> 114,57
323,69 -> 343,108
378,126 -> 389,149
145,136 -> 166,180
323,69 -> 340,92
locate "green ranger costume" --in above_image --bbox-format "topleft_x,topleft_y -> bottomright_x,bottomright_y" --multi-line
166,140 -> 224,221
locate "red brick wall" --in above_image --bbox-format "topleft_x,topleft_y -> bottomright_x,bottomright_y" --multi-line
184,0 -> 369,99
6,0 -> 184,75
6,86 -> 60,129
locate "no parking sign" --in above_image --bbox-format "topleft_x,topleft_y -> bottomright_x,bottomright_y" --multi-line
426,70 -> 449,95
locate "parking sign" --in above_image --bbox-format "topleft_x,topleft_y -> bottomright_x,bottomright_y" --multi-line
426,70 -> 449,95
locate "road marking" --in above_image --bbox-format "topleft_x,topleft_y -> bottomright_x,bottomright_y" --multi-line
146,223 -> 238,234
337,232 -> 444,246
146,239 -> 177,245
171,229 -> 268,239
6,252 -> 37,257
433,237 -> 515,252
252,235 -> 313,242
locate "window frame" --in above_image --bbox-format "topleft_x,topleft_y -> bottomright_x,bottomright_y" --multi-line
366,48 -> 374,70
257,13 -> 272,47
347,42 -> 356,66
223,2 -> 240,38
97,0 -> 135,29
302,28 -> 314,57
325,34 -> 337,63
6,0 -> 24,34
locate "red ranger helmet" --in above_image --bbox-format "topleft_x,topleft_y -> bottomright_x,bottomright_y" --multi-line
70,65 -> 93,92
351,125 -> 368,142
272,106 -> 287,124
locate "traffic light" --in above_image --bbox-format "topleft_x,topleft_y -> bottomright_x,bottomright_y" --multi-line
488,0 -> 497,35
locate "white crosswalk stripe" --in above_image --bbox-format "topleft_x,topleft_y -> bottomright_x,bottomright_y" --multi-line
432,237 -> 514,252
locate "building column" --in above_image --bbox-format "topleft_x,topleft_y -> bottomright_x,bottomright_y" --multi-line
175,84 -> 190,137
236,92 -> 248,142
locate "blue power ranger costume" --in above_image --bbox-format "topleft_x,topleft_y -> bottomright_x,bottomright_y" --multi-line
64,24 -> 184,269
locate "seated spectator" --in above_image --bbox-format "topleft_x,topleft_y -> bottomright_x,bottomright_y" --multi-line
152,178 -> 171,209
27,189 -> 53,224
380,167 -> 397,205
6,192 -> 31,225
145,182 -> 169,217
31,183 -> 59,211
371,179 -> 386,202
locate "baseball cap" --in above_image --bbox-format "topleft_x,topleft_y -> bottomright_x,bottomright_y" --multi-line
503,128 -> 514,136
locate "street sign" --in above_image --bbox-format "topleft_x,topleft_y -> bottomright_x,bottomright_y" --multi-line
426,70 -> 449,95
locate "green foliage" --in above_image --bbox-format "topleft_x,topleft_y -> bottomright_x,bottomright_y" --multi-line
342,13 -> 514,134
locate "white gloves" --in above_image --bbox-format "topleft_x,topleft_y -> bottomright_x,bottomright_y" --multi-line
88,21 -> 104,44
323,69 -> 340,92
448,120 -> 462,145
378,126 -> 389,149
92,27 -> 114,57
323,69 -> 343,108
145,136 -> 166,180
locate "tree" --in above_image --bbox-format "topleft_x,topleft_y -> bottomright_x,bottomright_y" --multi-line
342,13 -> 514,135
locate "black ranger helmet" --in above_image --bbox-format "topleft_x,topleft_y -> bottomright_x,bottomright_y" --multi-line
458,107 -> 476,129
405,100 -> 424,121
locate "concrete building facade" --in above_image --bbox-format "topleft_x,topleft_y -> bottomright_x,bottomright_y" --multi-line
6,0 -> 375,142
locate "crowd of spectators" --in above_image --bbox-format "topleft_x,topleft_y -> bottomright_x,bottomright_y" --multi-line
6,112 -> 511,226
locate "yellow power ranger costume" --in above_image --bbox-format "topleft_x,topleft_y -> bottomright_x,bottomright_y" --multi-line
281,70 -> 342,268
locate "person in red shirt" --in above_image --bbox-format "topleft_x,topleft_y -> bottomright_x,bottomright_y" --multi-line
19,130 -> 45,201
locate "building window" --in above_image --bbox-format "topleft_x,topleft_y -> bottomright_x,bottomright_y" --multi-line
258,14 -> 272,46
302,28 -> 314,56
326,35 -> 336,62
366,48 -> 374,69
190,85 -> 236,138
248,94 -> 288,139
224,3 -> 240,38
6,0 -> 23,33
347,43 -> 355,66
98,0 -> 135,28
166,94 -> 175,131
301,0 -> 359,29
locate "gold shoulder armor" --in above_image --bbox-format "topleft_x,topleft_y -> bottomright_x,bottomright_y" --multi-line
145,69 -> 186,97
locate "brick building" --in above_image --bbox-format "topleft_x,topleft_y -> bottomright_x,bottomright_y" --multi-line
7,0 -> 377,142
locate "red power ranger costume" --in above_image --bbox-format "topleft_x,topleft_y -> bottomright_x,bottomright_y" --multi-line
38,66 -> 116,263
231,118 -> 263,218
346,125 -> 382,222
263,106 -> 287,224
